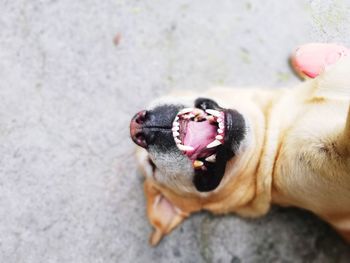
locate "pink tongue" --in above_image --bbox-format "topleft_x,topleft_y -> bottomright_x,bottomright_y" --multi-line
183,120 -> 216,153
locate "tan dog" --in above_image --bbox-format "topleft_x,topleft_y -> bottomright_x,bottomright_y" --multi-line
130,57 -> 350,246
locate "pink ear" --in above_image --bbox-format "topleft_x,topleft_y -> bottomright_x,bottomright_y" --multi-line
291,43 -> 349,79
144,180 -> 188,246
149,195 -> 186,245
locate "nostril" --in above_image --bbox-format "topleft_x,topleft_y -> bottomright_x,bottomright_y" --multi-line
135,110 -> 147,125
130,110 -> 149,148
135,132 -> 145,141
135,132 -> 147,148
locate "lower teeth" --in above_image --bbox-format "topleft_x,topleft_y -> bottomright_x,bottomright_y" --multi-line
193,160 -> 203,168
205,154 -> 216,162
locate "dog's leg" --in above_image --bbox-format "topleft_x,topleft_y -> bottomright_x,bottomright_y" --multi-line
144,179 -> 188,246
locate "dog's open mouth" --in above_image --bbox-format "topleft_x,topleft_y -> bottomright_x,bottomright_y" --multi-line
129,98 -> 246,192
172,108 -> 225,169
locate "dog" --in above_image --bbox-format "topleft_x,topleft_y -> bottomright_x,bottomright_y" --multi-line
130,50 -> 350,246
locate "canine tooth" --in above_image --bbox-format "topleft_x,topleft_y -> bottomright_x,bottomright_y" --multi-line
218,129 -> 223,134
217,117 -> 223,123
177,144 -> 194,151
172,126 -> 179,132
205,154 -> 216,162
206,140 -> 222,148
174,116 -> 179,121
193,160 -> 203,168
179,108 -> 193,114
173,131 -> 179,137
205,109 -> 221,117
175,138 -> 181,144
216,135 -> 223,140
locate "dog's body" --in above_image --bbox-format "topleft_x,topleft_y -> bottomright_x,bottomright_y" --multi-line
132,58 -> 350,245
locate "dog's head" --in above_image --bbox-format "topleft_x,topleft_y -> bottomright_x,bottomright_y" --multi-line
130,91 -> 263,194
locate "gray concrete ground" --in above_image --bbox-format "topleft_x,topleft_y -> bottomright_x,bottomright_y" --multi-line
1,0 -> 350,262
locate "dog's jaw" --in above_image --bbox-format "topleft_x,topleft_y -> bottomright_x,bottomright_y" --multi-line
131,98 -> 248,193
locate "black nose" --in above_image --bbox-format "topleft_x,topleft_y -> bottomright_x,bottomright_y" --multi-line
130,105 -> 183,149
130,110 -> 148,148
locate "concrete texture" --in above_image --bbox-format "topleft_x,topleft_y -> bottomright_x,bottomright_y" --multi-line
1,0 -> 350,262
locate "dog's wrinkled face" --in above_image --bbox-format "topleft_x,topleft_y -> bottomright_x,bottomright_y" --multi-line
130,97 -> 246,193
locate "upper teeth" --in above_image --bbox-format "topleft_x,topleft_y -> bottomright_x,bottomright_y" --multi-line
177,144 -> 194,151
216,135 -> 223,140
179,108 -> 193,114
205,109 -> 221,117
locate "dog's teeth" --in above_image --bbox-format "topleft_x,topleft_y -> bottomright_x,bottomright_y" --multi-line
206,140 -> 222,148
173,131 -> 180,137
218,123 -> 224,129
174,138 -> 181,144
179,108 -> 193,114
172,126 -> 179,132
173,121 -> 179,127
216,135 -> 223,140
205,109 -> 221,117
183,114 -> 194,119
177,144 -> 194,151
205,154 -> 216,162
174,116 -> 179,121
193,108 -> 203,115
217,117 -> 223,123
217,128 -> 223,134
193,160 -> 203,168
207,115 -> 215,122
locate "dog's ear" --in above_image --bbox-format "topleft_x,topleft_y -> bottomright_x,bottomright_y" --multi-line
144,180 -> 189,246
